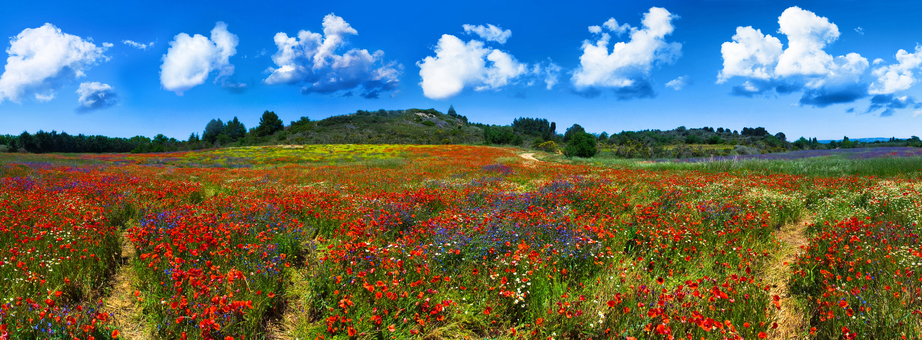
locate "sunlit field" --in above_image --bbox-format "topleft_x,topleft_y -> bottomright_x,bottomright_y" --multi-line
1,145 -> 921,340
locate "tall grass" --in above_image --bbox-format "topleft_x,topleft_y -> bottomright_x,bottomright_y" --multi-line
585,155 -> 922,178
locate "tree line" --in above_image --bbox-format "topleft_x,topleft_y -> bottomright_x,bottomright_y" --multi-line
3,106 -> 920,159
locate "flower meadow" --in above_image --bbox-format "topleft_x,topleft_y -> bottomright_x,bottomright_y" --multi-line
1,145 -> 921,339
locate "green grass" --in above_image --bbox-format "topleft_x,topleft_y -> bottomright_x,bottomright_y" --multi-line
576,154 -> 922,178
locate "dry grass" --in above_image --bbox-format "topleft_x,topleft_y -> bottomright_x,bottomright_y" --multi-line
766,215 -> 813,339
101,231 -> 153,340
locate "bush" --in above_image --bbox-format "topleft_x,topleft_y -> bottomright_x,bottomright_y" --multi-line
535,140 -> 558,153
563,132 -> 597,158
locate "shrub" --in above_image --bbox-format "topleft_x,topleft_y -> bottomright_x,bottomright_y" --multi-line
535,140 -> 558,153
563,132 -> 597,158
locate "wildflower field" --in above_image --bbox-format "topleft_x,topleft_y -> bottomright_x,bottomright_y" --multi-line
1,145 -> 920,339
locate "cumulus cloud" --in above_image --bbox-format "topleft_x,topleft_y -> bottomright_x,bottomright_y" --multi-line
462,24 -> 512,44
160,22 -> 243,95
868,46 -> 922,95
418,34 -> 526,99
123,40 -> 154,50
571,7 -> 682,99
0,23 -> 109,103
855,27 -> 864,35
866,94 -> 915,117
666,76 -> 691,90
717,7 -> 870,107
76,81 -> 117,111
264,14 -> 400,98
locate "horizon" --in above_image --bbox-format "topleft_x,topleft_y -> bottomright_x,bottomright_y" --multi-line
2,0 -> 922,141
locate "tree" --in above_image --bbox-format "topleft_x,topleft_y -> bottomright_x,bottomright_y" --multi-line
774,132 -> 787,143
151,134 -> 168,152
19,131 -> 38,153
447,105 -> 457,117
203,119 -> 225,144
598,132 -> 609,141
563,124 -> 585,142
255,110 -> 283,137
483,125 -> 523,145
512,117 -> 556,140
290,116 -> 312,134
563,132 -> 598,158
223,117 -> 246,142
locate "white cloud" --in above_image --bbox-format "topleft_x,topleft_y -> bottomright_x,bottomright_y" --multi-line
571,7 -> 682,98
717,7 -> 870,107
774,7 -> 839,78
160,22 -> 240,95
0,23 -> 109,103
264,13 -> 400,98
602,18 -> 631,35
717,27 -> 783,83
76,81 -> 117,111
462,24 -> 512,44
531,60 -> 562,90
666,75 -> 690,90
855,27 -> 864,35
419,35 -> 496,99
418,33 -> 533,100
868,46 -> 922,95
123,40 -> 154,50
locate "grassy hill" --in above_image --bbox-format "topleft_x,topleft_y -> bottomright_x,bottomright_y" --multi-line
279,108 -> 485,145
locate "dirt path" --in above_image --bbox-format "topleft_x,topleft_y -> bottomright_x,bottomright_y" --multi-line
102,232 -> 151,340
520,153 -> 539,162
766,216 -> 812,339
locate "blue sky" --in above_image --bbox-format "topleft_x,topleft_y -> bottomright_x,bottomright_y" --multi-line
1,0 -> 921,140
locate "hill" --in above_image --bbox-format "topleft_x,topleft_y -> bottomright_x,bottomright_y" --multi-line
280,108 -> 484,145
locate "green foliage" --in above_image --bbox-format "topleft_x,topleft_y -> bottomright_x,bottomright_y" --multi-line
512,117 -> 556,140
563,132 -> 597,158
203,119 -> 225,144
563,124 -> 585,143
289,116 -> 312,134
483,125 -> 523,145
224,117 -> 247,142
255,111 -> 284,137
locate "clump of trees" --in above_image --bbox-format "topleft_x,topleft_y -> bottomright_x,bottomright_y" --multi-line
563,131 -> 598,158
512,117 -> 556,141
0,130 -> 153,154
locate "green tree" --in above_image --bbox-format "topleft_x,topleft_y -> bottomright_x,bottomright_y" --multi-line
447,105 -> 457,117
563,132 -> 598,158
203,119 -> 225,144
225,117 -> 247,142
255,110 -> 283,137
563,124 -> 585,142
483,125 -> 523,145
290,116 -> 312,134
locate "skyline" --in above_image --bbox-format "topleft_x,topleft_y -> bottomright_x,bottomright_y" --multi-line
2,0 -> 922,140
